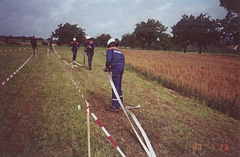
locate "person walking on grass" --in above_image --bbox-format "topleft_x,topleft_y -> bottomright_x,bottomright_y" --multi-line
49,38 -> 53,50
70,38 -> 79,61
31,36 -> 37,56
104,39 -> 125,112
84,36 -> 94,70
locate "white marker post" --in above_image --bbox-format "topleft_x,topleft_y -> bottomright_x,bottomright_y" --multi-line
78,105 -> 81,110
47,48 -> 49,58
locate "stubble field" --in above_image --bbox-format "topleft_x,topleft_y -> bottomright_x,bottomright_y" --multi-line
124,50 -> 240,120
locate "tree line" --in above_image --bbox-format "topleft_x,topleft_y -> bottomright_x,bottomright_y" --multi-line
2,0 -> 238,54
51,0 -> 239,54
121,0 -> 239,54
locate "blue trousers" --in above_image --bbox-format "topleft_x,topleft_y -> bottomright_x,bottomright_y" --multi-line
87,52 -> 94,67
72,50 -> 77,61
112,66 -> 124,109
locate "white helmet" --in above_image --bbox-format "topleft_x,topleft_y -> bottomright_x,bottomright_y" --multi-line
86,36 -> 91,40
73,38 -> 76,41
107,39 -> 116,46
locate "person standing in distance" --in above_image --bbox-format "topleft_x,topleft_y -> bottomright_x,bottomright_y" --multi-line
49,38 -> 53,50
84,36 -> 94,70
31,36 -> 37,56
70,38 -> 79,61
104,39 -> 125,112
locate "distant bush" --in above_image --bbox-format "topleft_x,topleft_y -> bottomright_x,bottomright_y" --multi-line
42,41 -> 48,46
8,41 -> 21,44
4,38 -> 9,43
205,45 -> 239,54
56,41 -> 62,46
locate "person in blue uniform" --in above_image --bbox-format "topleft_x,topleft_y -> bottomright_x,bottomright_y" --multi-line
84,36 -> 95,70
70,38 -> 79,61
104,39 -> 125,112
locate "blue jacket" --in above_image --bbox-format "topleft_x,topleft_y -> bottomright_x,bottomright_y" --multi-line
85,40 -> 94,53
70,41 -> 79,51
106,47 -> 125,68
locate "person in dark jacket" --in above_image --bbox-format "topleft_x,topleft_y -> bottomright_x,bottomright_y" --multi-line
104,39 -> 125,112
70,38 -> 79,61
49,38 -> 53,50
84,36 -> 94,70
31,36 -> 37,56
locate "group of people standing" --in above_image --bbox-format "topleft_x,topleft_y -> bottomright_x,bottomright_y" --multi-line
70,36 -> 94,70
31,35 -> 125,113
70,36 -> 125,112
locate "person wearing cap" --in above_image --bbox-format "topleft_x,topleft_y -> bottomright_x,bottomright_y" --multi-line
84,36 -> 95,70
104,39 -> 125,112
70,38 -> 79,61
31,36 -> 37,56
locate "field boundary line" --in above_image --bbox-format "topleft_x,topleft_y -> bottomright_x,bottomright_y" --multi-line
0,47 -> 31,53
0,53 -> 33,87
51,46 -> 126,157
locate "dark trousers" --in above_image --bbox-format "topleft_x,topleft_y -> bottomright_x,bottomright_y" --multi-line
72,50 -> 77,61
112,65 -> 124,109
87,52 -> 94,67
32,46 -> 37,55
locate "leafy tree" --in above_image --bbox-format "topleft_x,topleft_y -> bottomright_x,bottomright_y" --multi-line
160,34 -> 172,51
220,12 -> 240,45
121,33 -> 136,49
191,14 -> 219,54
219,0 -> 240,45
172,15 -> 195,53
151,34 -> 172,51
51,23 -> 85,45
219,0 -> 240,14
172,14 -> 219,54
95,33 -> 111,47
134,19 -> 167,50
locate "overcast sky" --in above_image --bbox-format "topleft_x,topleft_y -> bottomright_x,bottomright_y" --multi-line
0,0 -> 227,39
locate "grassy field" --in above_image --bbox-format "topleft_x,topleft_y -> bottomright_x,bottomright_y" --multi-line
0,45 -> 239,156
124,50 -> 240,120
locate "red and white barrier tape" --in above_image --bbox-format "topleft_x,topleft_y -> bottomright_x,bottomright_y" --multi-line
0,47 -> 31,53
0,53 -> 33,87
107,72 -> 156,157
66,69 -> 125,157
51,46 -> 126,157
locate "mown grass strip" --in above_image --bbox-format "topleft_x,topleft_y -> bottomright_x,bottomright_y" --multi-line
1,46 -> 239,156
0,47 -> 114,156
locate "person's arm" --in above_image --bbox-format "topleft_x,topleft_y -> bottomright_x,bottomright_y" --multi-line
105,49 -> 112,71
104,49 -> 113,72
91,42 -> 94,51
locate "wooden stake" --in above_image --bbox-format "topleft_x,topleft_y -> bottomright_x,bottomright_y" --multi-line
83,52 -> 85,65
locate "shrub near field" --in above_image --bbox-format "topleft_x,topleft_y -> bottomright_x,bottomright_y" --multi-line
124,50 -> 240,119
